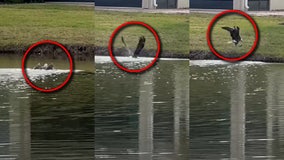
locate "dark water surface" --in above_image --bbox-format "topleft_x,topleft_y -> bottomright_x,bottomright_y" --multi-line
4,56 -> 283,159
190,60 -> 284,159
95,57 -> 190,160
0,62 -> 94,159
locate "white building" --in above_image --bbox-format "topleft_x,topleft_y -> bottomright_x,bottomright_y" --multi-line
269,0 -> 284,11
190,0 -> 284,11
94,0 -> 189,9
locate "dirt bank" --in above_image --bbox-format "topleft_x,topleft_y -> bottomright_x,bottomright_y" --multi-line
1,45 -> 284,63
0,45 -> 190,60
95,46 -> 189,59
0,44 -> 96,61
189,50 -> 284,63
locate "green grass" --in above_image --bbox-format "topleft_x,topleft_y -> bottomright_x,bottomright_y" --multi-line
1,4 -> 283,58
95,10 -> 189,54
0,4 -> 189,55
190,13 -> 284,57
0,4 -> 95,48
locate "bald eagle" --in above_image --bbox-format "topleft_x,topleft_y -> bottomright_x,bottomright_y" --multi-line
121,36 -> 146,58
222,26 -> 242,46
33,63 -> 54,70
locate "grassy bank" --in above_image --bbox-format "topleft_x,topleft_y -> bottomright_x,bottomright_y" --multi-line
1,4 -> 283,59
0,4 -> 95,49
190,13 -> 284,58
0,4 -> 189,56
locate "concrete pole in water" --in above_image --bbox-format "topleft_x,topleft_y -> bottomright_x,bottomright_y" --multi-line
233,0 -> 249,11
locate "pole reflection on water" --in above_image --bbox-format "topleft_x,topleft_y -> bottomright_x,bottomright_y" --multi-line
173,64 -> 190,159
139,70 -> 154,160
190,61 -> 284,159
230,67 -> 246,160
10,91 -> 31,160
266,67 -> 284,159
0,82 -> 31,159
279,72 -> 284,157
266,68 -> 277,158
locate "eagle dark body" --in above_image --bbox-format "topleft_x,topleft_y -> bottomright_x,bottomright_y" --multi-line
222,26 -> 242,46
133,36 -> 146,58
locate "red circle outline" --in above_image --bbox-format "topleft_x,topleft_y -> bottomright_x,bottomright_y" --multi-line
206,10 -> 259,62
21,40 -> 73,92
108,21 -> 161,73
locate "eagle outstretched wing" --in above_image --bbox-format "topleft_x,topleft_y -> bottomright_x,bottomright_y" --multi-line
222,26 -> 234,32
121,36 -> 127,48
121,36 -> 132,56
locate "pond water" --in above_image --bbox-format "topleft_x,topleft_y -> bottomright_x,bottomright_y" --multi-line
0,57 -> 94,160
95,56 -> 190,160
3,55 -> 283,159
190,60 -> 284,159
